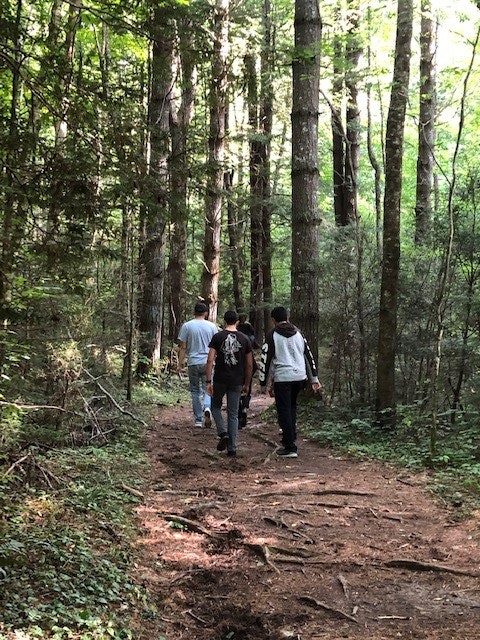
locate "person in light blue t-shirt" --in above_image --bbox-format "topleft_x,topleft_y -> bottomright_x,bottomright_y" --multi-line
177,302 -> 218,428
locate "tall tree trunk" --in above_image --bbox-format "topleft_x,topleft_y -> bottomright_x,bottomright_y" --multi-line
245,53 -> 263,330
344,0 -> 361,224
0,0 -> 24,340
376,0 -> 413,424
46,0 -> 82,267
201,0 -> 229,323
168,23 -> 197,340
414,0 -> 436,245
260,0 -> 274,339
291,0 -> 322,361
224,169 -> 244,313
136,7 -> 174,376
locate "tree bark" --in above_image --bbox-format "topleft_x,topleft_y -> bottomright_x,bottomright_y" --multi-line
291,0 -> 322,361
376,0 -> 413,423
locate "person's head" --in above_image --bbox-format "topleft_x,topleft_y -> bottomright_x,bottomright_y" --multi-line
194,301 -> 208,317
271,306 -> 288,323
224,310 -> 238,326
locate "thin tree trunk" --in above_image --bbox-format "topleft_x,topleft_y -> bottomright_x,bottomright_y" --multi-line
428,26 -> 480,452
414,0 -> 436,245
291,0 -> 322,361
376,0 -> 413,424
331,3 -> 345,227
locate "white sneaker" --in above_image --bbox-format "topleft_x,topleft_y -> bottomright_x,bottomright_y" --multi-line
203,408 -> 212,428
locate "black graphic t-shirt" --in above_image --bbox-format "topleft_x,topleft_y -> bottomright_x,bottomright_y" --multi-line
209,330 -> 252,385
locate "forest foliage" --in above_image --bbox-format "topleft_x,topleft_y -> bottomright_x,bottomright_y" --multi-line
0,0 -> 479,458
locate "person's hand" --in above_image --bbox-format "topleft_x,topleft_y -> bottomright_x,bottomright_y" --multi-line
311,381 -> 322,399
268,385 -> 274,398
206,382 -> 213,397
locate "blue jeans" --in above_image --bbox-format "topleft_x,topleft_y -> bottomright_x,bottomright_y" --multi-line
211,382 -> 242,453
188,364 -> 211,422
274,380 -> 306,452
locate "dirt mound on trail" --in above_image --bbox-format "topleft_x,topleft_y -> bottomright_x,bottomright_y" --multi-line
133,388 -> 480,639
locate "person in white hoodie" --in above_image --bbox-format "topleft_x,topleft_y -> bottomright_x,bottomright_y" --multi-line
259,306 -> 321,458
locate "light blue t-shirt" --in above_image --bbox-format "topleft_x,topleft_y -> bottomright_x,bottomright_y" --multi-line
178,319 -> 218,365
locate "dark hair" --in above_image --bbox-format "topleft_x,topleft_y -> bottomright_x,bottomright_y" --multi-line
224,310 -> 238,325
271,306 -> 288,322
194,302 -> 208,314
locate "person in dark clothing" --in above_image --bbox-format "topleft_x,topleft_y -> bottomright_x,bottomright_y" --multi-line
236,321 -> 259,429
206,311 -> 253,457
259,306 -> 321,458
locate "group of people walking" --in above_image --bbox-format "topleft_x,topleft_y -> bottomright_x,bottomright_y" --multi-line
177,302 -> 321,458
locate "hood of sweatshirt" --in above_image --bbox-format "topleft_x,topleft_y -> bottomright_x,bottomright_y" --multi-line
274,321 -> 298,338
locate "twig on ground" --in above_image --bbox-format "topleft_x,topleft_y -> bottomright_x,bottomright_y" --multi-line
185,609 -> 209,625
244,542 -> 280,573
338,573 -> 349,598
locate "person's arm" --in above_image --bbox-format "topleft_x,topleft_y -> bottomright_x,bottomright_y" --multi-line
242,351 -> 253,395
177,341 -> 187,371
205,347 -> 216,396
303,335 -> 322,393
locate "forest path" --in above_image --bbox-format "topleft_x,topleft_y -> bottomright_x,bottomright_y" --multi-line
133,387 -> 480,639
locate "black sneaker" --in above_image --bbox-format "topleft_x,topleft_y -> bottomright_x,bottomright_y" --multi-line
275,448 -> 298,458
239,411 -> 247,430
227,450 -> 236,457
216,433 -> 229,451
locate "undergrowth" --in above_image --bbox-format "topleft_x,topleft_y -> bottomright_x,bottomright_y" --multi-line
0,373 -> 186,640
298,398 -> 480,512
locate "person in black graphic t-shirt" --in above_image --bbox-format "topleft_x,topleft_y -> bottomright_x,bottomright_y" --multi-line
206,311 -> 253,457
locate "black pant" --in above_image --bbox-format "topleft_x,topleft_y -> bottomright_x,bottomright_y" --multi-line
273,380 -> 305,452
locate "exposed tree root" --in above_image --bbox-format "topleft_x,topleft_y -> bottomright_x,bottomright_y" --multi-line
298,595 -> 358,623
385,559 -> 480,577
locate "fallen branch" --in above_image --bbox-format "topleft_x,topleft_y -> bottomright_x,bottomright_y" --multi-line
83,369 -> 148,426
298,596 -> 358,623
118,483 -> 144,498
385,559 -> 480,577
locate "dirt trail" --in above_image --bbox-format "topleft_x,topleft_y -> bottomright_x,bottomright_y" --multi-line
134,389 -> 480,639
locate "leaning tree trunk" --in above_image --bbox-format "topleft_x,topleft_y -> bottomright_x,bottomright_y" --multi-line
291,0 -> 322,362
414,0 -> 436,245
376,0 -> 413,425
136,7 -> 174,376
201,0 -> 230,323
